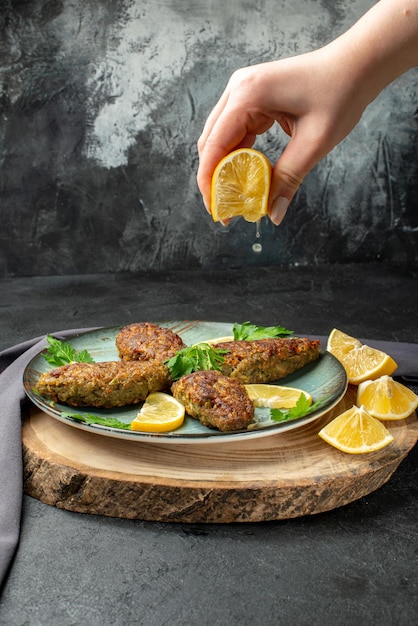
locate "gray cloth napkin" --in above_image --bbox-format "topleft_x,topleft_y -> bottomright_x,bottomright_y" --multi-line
0,328 -> 96,591
0,330 -> 417,589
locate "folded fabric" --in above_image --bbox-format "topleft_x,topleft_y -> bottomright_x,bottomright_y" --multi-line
0,330 -> 417,589
0,328 -> 96,591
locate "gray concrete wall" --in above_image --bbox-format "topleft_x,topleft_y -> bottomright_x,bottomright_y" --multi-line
0,0 -> 417,277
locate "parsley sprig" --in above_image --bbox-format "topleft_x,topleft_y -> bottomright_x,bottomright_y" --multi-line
270,394 -> 329,423
233,321 -> 293,341
63,412 -> 131,430
165,343 -> 227,380
43,334 -> 95,367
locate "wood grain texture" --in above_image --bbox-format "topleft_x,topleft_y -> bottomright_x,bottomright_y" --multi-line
22,387 -> 418,523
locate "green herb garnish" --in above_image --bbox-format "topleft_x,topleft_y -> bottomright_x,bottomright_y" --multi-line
165,343 -> 227,380
233,321 -> 293,341
270,394 -> 328,423
43,334 -> 95,366
63,412 -> 131,430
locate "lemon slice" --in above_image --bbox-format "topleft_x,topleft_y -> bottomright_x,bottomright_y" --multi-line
204,336 -> 234,345
211,148 -> 271,223
244,384 -> 312,409
357,375 -> 418,420
327,328 -> 398,384
131,392 -> 185,432
318,405 -> 394,454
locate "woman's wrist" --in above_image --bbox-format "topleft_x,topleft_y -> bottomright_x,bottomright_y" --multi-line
327,0 -> 418,107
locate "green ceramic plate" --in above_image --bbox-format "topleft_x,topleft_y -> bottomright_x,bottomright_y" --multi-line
23,321 -> 347,444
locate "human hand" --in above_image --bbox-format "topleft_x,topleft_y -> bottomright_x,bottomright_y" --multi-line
197,48 -> 370,226
198,0 -> 418,227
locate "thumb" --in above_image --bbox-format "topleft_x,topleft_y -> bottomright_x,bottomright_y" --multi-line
268,163 -> 305,226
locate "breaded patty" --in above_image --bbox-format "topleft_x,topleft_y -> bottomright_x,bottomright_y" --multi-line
215,337 -> 321,384
171,370 -> 254,432
116,322 -> 185,363
35,360 -> 170,408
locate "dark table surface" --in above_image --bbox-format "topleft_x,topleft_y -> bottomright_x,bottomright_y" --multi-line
0,263 -> 417,626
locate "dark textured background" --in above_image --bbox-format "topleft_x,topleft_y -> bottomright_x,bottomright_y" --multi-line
1,0 -> 417,278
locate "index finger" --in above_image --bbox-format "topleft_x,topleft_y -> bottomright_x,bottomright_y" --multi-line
197,87 -> 230,157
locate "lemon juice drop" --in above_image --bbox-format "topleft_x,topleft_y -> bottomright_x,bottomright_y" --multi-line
252,219 -> 262,253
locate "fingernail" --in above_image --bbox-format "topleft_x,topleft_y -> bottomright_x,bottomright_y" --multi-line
270,197 -> 289,225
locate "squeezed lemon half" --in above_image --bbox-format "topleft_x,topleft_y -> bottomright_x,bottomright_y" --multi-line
211,148 -> 271,223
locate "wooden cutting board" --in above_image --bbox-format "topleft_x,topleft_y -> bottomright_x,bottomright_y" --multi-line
22,386 -> 418,523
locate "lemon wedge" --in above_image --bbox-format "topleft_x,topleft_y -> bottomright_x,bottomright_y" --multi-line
131,392 -> 185,432
318,405 -> 394,454
327,328 -> 397,384
357,375 -> 418,420
244,384 -> 312,409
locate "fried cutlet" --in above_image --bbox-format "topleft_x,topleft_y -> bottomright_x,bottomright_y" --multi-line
214,337 -> 321,384
116,322 -> 185,363
35,360 -> 170,408
171,370 -> 254,432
